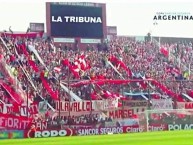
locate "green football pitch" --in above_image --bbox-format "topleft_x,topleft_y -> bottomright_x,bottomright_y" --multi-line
1,130 -> 193,145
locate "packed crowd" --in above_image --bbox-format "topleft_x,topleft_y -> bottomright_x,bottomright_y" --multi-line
45,113 -> 110,128
0,33 -> 193,127
149,111 -> 193,125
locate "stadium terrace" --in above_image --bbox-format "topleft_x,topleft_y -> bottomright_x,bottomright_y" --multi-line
2,2 -> 193,142
153,15 -> 193,20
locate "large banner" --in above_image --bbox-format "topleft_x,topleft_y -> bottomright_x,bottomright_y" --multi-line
122,100 -> 148,113
25,128 -> 74,138
50,3 -> 103,38
55,99 -> 118,113
151,99 -> 173,110
0,103 -> 39,117
54,100 -> 147,119
110,100 -> 148,120
0,113 -> 32,130
2,32 -> 43,38
177,102 -> 193,109
122,100 -> 148,108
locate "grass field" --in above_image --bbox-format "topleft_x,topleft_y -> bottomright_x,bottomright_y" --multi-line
1,130 -> 193,145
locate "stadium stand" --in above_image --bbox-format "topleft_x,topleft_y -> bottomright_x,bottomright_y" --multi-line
0,32 -> 193,130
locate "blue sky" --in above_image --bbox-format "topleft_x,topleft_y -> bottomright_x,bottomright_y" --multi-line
0,0 -> 193,37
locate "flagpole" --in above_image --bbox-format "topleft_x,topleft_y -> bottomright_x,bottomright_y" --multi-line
178,57 -> 181,68
89,83 -> 92,116
189,63 -> 191,78
158,37 -> 160,49
26,79 -> 29,118
58,77 -> 61,120
68,65 -> 71,121
168,46 -> 170,60
148,83 -> 151,110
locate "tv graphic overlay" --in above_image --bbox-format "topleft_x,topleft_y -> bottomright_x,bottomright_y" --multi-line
153,12 -> 193,21
49,4 -> 104,38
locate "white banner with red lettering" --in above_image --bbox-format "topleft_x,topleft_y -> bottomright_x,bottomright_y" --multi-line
55,99 -> 118,113
177,102 -> 193,109
151,99 -> 173,110
107,107 -> 146,120
0,103 -> 38,117
54,100 -> 148,119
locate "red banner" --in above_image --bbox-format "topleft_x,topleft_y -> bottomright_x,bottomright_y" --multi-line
0,122 -> 175,139
0,56 -> 27,104
0,113 -> 32,130
0,103 -> 38,117
18,123 -> 169,138
24,128 -> 75,138
2,32 -> 43,38
70,79 -> 155,88
177,102 -> 193,109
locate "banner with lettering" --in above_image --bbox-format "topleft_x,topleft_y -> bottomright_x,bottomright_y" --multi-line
55,99 -> 118,113
177,102 -> 193,109
53,100 -> 147,120
151,99 -> 173,110
122,100 -> 148,108
0,103 -> 38,117
108,108 -> 136,119
0,113 -> 32,130
99,101 -> 148,120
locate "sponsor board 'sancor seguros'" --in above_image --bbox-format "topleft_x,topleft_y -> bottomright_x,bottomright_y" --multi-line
77,127 -> 123,136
